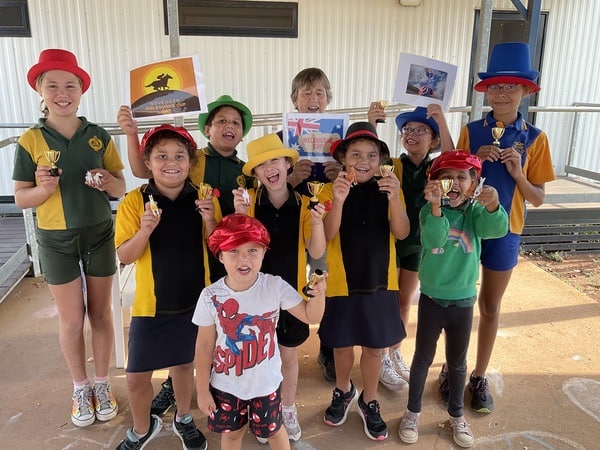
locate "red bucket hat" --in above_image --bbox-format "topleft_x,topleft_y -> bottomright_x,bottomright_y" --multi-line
27,49 -> 91,93
140,124 -> 197,155
429,151 -> 482,180
208,214 -> 270,257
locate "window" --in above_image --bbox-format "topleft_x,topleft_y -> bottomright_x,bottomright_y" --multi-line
0,0 -> 31,37
164,0 -> 298,38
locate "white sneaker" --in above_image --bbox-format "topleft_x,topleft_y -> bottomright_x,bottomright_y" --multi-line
93,381 -> 118,421
399,410 -> 420,444
449,415 -> 474,448
390,348 -> 411,382
282,404 -> 301,441
71,385 -> 95,427
379,356 -> 408,391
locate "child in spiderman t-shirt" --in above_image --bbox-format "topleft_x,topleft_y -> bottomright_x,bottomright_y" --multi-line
192,214 -> 327,450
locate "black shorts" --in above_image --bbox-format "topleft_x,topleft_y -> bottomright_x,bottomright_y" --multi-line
207,386 -> 282,439
126,311 -> 197,373
277,309 -> 310,347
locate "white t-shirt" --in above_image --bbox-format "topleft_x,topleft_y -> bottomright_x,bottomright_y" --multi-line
192,272 -> 303,399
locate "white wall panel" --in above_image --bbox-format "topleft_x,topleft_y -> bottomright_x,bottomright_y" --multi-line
1,0 -> 599,196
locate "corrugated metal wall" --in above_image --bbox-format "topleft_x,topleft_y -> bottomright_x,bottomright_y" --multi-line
1,0 -> 599,196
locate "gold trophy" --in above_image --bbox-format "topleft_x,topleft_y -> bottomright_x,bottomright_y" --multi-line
376,100 -> 387,123
236,175 -> 251,206
380,164 -> 393,178
491,127 -> 505,146
307,181 -> 324,210
197,182 -> 213,200
44,149 -> 61,176
439,178 -> 453,207
148,194 -> 160,217
302,269 -> 325,299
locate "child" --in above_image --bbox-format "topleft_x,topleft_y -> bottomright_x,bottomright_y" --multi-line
398,150 -> 508,448
193,214 -> 327,450
319,122 -> 409,441
118,94 -> 253,415
448,42 -> 555,413
368,104 -> 454,391
13,49 -> 125,427
114,125 -> 213,450
233,133 -> 326,442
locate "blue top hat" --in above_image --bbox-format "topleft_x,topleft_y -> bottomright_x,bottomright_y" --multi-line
475,42 -> 540,92
395,106 -> 440,137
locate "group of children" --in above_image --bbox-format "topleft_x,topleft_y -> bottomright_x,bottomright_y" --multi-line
12,42 -> 555,449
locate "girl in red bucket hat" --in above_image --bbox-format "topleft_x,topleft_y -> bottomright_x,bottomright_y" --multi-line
399,150 -> 508,448
13,49 -> 126,427
446,42 -> 556,415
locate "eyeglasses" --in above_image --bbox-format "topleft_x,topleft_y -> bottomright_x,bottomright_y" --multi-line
401,126 -> 431,136
486,84 -> 518,94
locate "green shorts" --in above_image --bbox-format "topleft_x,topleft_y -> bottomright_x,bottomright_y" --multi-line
37,219 -> 116,285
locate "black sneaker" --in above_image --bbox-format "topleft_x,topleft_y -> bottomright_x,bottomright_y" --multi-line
469,373 -> 494,413
438,364 -> 449,405
115,414 -> 162,450
151,377 -> 176,417
172,413 -> 208,450
357,391 -> 388,441
318,350 -> 336,382
323,381 -> 358,426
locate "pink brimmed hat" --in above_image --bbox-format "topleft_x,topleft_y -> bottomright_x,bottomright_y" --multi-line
474,42 -> 540,93
27,49 -> 91,93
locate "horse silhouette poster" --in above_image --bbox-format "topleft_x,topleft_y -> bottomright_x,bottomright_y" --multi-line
127,55 -> 207,119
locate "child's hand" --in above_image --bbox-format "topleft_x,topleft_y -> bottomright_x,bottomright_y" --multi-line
35,165 -> 60,194
288,159 -> 313,187
305,271 -> 328,298
368,101 -> 386,126
499,146 -> 523,179
476,145 -> 501,162
141,202 -> 160,236
426,104 -> 444,123
197,390 -> 217,418
473,185 -> 500,211
232,187 -> 251,213
424,179 -> 442,205
309,202 -> 326,223
117,105 -> 138,136
323,160 -> 342,181
195,196 -> 216,219
377,171 -> 401,201
331,170 -> 352,203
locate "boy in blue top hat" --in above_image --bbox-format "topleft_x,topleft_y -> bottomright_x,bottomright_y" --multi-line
443,42 -> 555,414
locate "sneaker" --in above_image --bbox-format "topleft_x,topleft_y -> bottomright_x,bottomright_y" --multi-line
115,414 -> 162,450
93,381 -> 118,421
71,385 -> 95,427
469,373 -> 494,413
356,391 -> 388,441
173,413 -> 208,450
438,364 -> 449,405
379,356 -> 408,391
389,348 -> 410,382
318,350 -> 336,382
151,377 -> 176,417
398,410 -> 420,444
324,381 -> 358,426
449,415 -> 474,448
282,404 -> 302,441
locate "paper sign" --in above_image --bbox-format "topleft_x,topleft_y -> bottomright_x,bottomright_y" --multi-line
392,53 -> 457,111
127,55 -> 207,120
283,113 -> 349,163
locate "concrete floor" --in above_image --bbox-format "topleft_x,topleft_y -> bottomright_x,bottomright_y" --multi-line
0,257 -> 599,449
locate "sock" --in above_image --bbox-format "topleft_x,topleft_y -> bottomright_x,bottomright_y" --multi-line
94,375 -> 109,384
73,379 -> 90,390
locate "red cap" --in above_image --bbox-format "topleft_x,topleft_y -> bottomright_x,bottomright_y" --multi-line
140,124 -> 197,155
208,214 -> 270,257
429,150 -> 482,179
27,49 -> 91,93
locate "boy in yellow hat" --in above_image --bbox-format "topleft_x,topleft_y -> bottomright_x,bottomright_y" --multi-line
232,133 -> 326,442
13,48 -> 125,428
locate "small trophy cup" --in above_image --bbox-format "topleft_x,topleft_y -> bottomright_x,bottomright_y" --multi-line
236,175 -> 251,206
379,164 -> 393,178
439,178 -> 453,207
44,149 -> 61,176
307,181 -> 324,210
376,100 -> 387,123
302,269 -> 325,299
148,194 -> 160,217
491,127 -> 505,146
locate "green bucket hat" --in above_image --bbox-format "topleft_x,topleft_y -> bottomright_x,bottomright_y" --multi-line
197,94 -> 253,138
